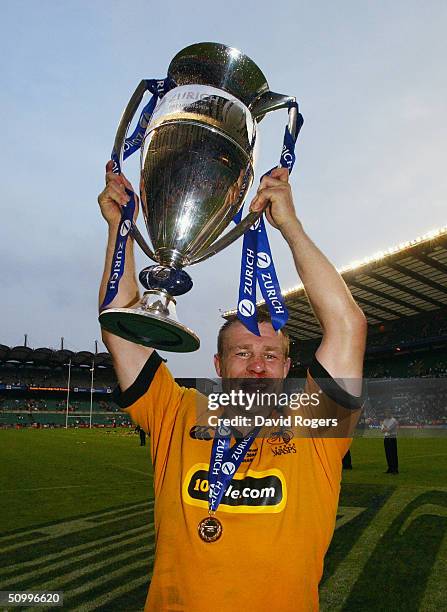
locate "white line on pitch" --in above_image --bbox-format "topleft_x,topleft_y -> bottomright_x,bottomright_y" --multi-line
0,500 -> 153,544
104,463 -> 151,476
64,555 -> 155,605
1,522 -> 154,577
20,557 -> 154,612
0,504 -> 154,554
1,480 -> 148,493
0,528 -> 155,588
85,573 -> 151,611
402,452 -> 447,460
22,548 -> 154,593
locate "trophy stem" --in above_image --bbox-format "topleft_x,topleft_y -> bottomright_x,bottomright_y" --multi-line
139,265 -> 193,296
99,289 -> 200,352
140,289 -> 176,317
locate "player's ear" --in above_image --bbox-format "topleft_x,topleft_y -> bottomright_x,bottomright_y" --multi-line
214,354 -> 222,377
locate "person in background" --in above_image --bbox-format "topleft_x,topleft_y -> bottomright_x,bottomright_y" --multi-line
381,409 -> 399,474
342,448 -> 352,470
135,425 -> 146,446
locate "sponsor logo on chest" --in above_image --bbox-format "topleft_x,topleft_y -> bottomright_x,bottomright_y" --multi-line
182,464 -> 287,513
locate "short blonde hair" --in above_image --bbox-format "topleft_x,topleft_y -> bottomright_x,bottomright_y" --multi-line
217,313 -> 290,358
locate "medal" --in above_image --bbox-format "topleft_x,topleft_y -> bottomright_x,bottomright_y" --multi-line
198,515 -> 223,543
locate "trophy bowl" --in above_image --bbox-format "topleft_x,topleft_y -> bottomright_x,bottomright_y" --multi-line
99,42 -> 298,352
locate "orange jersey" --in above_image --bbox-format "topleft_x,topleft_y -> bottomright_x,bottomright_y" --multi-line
115,353 -> 362,612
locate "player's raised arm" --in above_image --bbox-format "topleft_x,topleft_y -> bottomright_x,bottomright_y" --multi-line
98,161 -> 153,390
250,167 -> 367,395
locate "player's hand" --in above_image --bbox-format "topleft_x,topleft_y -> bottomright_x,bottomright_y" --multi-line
98,160 -> 139,227
249,167 -> 298,231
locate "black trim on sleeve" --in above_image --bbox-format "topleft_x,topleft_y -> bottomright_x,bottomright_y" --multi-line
309,357 -> 364,411
112,351 -> 165,409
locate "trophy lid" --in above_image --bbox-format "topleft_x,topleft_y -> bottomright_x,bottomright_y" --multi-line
168,42 -> 270,108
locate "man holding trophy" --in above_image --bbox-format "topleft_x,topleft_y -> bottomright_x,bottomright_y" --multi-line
98,43 -> 366,611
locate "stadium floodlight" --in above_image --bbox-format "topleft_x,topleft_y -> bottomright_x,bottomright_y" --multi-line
333,224 -> 447,277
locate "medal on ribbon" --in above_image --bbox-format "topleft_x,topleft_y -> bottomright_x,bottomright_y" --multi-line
198,425 -> 261,543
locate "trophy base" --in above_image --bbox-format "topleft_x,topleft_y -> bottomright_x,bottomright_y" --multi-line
99,291 -> 200,353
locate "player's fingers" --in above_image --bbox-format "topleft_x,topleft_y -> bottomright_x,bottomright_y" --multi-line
258,174 -> 289,192
98,186 -> 123,208
270,167 -> 289,182
105,175 -> 128,200
107,182 -> 130,204
264,206 -> 279,229
105,170 -> 123,186
105,161 -> 118,184
249,188 -> 275,212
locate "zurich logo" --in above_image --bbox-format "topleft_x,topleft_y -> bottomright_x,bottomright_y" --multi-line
250,218 -> 261,231
120,220 -> 132,237
218,425 -> 231,437
257,252 -> 271,269
238,299 -> 255,317
222,462 -> 236,475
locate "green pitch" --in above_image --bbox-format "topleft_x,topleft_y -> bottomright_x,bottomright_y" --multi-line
0,429 -> 446,611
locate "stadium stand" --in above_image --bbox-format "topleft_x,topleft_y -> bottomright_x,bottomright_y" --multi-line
0,346 -> 128,428
0,344 -> 201,428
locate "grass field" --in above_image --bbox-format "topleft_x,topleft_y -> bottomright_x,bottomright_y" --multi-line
0,429 -> 446,611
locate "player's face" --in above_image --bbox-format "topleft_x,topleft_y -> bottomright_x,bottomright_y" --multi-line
214,321 -> 291,380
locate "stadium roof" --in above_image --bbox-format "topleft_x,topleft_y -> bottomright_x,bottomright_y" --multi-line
0,345 -> 113,368
224,225 -> 447,341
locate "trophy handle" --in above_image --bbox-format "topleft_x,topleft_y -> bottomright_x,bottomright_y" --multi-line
188,210 -> 262,265
112,80 -> 148,170
130,224 -> 157,262
113,80 -> 158,263
250,91 -> 300,139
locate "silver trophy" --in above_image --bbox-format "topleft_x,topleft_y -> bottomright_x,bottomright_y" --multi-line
99,42 -> 299,352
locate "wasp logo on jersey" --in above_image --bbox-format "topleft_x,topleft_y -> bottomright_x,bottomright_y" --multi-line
267,429 -> 294,445
267,429 -> 297,456
183,464 -> 287,513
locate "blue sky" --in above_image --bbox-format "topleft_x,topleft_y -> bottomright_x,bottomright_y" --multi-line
1,0 -> 446,375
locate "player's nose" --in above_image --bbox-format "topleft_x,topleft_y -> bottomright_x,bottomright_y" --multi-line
246,355 -> 266,375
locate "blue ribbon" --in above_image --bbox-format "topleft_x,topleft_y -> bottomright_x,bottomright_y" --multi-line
236,102 -> 303,334
100,78 -> 173,310
208,426 -> 261,512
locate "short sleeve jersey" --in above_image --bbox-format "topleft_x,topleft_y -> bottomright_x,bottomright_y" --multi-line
114,352 -> 363,612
